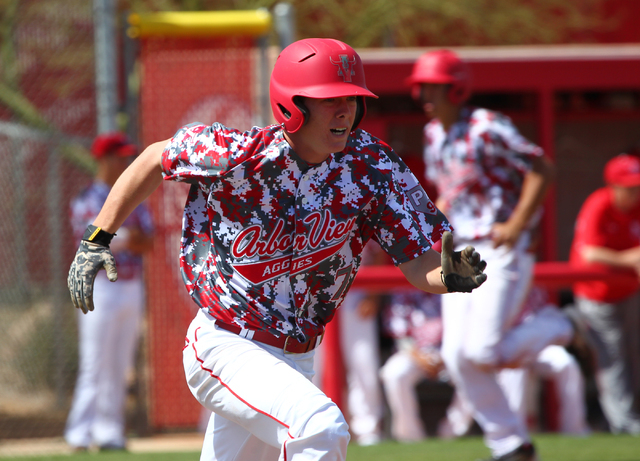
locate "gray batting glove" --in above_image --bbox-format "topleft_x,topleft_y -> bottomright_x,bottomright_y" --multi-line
67,241 -> 118,313
440,231 -> 487,293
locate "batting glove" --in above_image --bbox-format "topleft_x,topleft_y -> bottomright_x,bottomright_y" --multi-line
68,226 -> 118,314
440,231 -> 487,293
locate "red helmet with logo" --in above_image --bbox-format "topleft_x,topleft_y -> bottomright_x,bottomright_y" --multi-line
406,49 -> 471,105
270,38 -> 378,133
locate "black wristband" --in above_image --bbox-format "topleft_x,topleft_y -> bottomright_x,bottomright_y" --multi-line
441,271 -> 454,293
82,225 -> 115,247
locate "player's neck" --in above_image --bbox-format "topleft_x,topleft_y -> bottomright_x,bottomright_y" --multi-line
438,105 -> 463,132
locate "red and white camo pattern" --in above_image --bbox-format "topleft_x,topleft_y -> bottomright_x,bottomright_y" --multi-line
162,122 -> 450,342
424,107 -> 543,240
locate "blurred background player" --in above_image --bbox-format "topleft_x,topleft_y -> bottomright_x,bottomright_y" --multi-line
379,286 -> 589,444
439,286 -> 591,439
406,48 -> 584,461
65,133 -> 154,451
570,152 -> 640,435
337,241 -> 386,446
379,290 -> 445,442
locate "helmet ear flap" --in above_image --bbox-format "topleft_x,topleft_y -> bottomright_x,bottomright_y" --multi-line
293,96 -> 309,126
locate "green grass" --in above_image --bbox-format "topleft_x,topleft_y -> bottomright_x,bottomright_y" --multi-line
347,434 -> 640,461
6,434 -> 640,461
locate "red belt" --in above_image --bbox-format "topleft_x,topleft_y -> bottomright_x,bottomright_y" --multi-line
215,320 -> 324,354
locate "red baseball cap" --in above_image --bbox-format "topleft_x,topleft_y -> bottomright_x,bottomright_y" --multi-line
91,132 -> 137,159
604,154 -> 640,187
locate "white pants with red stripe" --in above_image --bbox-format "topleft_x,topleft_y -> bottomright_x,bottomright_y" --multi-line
183,310 -> 349,461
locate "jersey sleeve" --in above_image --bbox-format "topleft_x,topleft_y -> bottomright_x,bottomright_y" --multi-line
161,122 -> 239,186
374,152 -> 451,265
480,110 -> 544,173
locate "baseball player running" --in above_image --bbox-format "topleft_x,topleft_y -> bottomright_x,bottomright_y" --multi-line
67,38 -> 487,461
408,49 -> 584,461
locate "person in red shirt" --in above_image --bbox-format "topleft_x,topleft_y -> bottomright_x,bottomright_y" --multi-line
569,153 -> 640,434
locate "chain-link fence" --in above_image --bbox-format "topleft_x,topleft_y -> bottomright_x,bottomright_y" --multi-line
0,0 -> 104,442
0,2 -> 276,448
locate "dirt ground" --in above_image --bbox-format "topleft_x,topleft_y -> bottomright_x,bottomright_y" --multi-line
0,432 -> 205,457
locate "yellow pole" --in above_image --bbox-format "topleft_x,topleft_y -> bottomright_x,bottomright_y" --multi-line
128,10 -> 272,38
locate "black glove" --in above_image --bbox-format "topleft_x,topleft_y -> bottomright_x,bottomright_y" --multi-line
68,227 -> 118,314
440,231 -> 487,293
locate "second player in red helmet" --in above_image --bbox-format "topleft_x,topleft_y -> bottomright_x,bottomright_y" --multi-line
406,49 -> 471,104
409,49 -> 591,461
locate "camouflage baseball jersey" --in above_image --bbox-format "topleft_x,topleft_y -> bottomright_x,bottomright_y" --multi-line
423,107 -> 543,241
162,122 -> 450,342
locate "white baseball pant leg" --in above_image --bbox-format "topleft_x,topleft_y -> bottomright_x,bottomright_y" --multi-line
498,306 -> 573,366
531,345 -> 590,436
439,369 -> 529,439
184,310 -> 350,461
440,236 -> 534,457
438,389 -> 475,438
497,368 -> 529,424
339,290 -> 383,445
65,274 -> 144,448
379,350 -> 427,442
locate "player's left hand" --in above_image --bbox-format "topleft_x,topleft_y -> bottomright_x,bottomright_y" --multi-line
440,231 -> 487,292
67,241 -> 118,313
491,221 -> 522,249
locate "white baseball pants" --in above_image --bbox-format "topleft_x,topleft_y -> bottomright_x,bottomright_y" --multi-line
338,290 -> 383,445
378,350 -> 428,442
441,345 -> 589,437
440,236 -> 572,457
65,274 -> 144,448
183,310 -> 350,461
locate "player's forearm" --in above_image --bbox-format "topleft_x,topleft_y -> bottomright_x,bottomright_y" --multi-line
93,140 -> 167,234
582,245 -> 640,269
509,156 -> 556,231
399,249 -> 449,294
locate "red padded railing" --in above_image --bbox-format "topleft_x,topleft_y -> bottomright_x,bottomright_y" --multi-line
351,261 -> 638,291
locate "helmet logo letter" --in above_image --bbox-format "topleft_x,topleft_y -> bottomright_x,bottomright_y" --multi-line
330,55 -> 356,82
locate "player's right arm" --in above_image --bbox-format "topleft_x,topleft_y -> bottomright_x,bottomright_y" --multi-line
93,139 -> 168,233
68,139 -> 169,314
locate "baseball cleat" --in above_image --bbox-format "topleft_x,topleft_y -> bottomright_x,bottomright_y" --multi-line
477,442 -> 538,461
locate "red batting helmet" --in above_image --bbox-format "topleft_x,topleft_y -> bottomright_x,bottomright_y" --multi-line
91,132 -> 137,159
406,49 -> 471,105
270,38 -> 378,133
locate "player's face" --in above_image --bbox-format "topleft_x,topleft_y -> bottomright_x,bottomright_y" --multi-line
612,185 -> 640,212
285,96 -> 358,164
102,154 -> 133,186
420,83 -> 451,117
